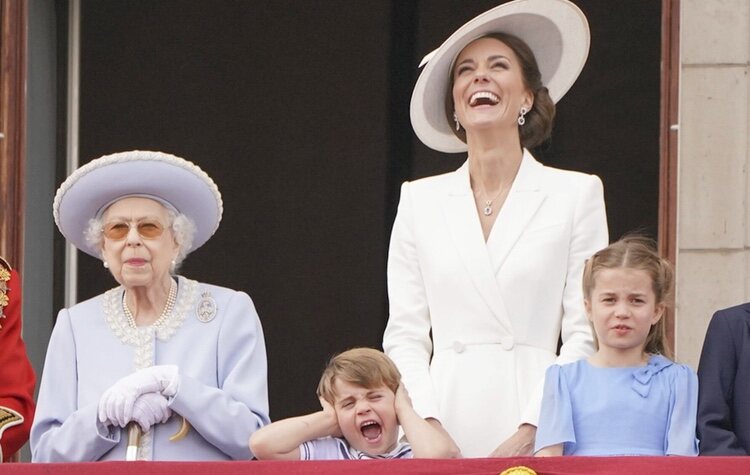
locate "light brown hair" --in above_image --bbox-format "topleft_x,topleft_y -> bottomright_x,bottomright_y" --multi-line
582,235 -> 674,359
445,32 -> 556,149
317,348 -> 401,405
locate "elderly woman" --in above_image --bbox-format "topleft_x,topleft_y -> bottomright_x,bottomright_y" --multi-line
31,151 -> 269,461
383,0 -> 608,457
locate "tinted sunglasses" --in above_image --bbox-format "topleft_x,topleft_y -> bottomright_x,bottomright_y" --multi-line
103,220 -> 166,240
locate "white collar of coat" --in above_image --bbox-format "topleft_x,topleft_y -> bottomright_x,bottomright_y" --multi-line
450,148 -> 542,196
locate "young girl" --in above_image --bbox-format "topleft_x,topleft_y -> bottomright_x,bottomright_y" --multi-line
534,236 -> 698,456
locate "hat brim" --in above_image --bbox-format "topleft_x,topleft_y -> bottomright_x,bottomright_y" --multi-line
410,0 -> 590,153
53,151 -> 223,258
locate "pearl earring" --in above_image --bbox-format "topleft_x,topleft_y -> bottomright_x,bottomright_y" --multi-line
453,111 -> 460,131
103,261 -> 109,269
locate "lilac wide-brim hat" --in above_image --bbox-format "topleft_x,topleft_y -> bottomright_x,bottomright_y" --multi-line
410,0 -> 590,153
53,150 -> 223,258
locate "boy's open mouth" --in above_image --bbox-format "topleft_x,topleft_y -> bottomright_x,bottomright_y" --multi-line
360,420 -> 382,441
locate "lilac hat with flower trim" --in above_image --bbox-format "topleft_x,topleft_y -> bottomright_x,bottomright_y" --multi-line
53,150 -> 223,258
410,0 -> 590,153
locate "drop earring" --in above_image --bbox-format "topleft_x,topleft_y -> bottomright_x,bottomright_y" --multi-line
517,107 -> 528,126
453,111 -> 461,131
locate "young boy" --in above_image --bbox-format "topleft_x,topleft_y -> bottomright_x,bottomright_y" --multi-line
250,348 -> 460,460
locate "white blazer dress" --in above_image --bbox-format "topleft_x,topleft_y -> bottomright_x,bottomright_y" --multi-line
383,150 -> 608,457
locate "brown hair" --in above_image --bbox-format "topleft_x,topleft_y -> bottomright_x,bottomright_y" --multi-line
317,348 -> 402,405
582,235 -> 674,359
444,32 -> 556,149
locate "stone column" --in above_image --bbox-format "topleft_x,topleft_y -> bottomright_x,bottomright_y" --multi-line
677,0 -> 750,367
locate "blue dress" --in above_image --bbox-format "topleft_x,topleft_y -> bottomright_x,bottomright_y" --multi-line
31,276 -> 270,461
534,355 -> 698,456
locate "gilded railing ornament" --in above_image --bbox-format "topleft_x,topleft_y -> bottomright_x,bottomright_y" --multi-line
500,466 -> 538,475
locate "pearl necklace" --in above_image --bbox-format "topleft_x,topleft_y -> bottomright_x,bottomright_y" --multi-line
122,278 -> 177,328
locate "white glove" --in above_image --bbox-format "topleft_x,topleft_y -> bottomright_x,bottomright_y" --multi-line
98,365 -> 180,427
130,392 -> 172,433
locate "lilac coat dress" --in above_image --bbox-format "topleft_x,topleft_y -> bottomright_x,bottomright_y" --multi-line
31,276 -> 270,461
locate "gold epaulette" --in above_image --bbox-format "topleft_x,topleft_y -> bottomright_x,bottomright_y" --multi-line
0,406 -> 24,461
0,256 -> 11,326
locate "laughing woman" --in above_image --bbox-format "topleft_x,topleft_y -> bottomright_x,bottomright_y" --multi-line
383,0 -> 608,457
31,151 -> 270,461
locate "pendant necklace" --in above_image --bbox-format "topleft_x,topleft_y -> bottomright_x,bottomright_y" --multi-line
478,183 -> 510,216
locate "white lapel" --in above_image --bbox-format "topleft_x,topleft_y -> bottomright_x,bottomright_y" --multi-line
486,150 -> 546,274
442,161 -> 513,334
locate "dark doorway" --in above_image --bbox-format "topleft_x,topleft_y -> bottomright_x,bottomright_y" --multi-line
61,0 -> 661,420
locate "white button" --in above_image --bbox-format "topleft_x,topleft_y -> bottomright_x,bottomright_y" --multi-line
452,341 -> 465,353
501,337 -> 514,350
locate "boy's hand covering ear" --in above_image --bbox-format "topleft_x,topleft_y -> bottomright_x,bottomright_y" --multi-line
395,384 -> 413,412
319,396 -> 343,438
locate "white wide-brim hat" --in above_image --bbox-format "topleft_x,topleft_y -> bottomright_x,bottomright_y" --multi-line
53,150 -> 223,258
411,0 -> 590,153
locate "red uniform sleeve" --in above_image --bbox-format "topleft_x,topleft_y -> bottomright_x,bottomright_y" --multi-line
0,266 -> 36,462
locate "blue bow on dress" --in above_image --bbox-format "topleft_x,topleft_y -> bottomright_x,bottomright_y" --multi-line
632,355 -> 673,398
